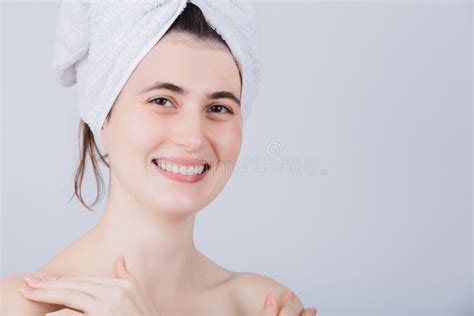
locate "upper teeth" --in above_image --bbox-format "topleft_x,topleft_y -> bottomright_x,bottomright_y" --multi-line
156,161 -> 206,176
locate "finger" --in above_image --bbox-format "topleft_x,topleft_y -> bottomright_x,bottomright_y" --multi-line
24,277 -> 113,300
24,272 -> 61,281
300,307 -> 317,316
19,286 -> 95,312
286,290 -> 306,310
278,290 -> 304,316
27,275 -> 140,303
45,276 -> 129,287
277,290 -> 293,308
279,301 -> 304,316
260,291 -> 278,315
114,255 -> 136,281
278,290 -> 305,310
45,308 -> 84,315
26,273 -> 123,287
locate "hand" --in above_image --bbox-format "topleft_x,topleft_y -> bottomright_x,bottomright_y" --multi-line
259,289 -> 317,316
19,256 -> 158,316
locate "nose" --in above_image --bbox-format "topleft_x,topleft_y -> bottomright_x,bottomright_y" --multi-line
174,111 -> 205,152
181,137 -> 202,152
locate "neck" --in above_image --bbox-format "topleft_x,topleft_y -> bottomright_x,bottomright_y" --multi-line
93,204 -> 200,293
43,175 -> 207,301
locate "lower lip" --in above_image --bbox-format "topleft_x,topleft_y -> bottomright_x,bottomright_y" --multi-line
152,161 -> 208,183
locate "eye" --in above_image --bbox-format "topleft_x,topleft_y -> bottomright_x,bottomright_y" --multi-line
150,97 -> 174,108
208,104 -> 233,115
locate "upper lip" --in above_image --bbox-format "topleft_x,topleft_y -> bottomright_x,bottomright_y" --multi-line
153,157 -> 210,167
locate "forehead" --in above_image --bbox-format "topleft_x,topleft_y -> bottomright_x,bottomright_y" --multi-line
127,33 -> 241,97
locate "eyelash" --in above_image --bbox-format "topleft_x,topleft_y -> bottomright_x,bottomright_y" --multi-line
150,97 -> 233,115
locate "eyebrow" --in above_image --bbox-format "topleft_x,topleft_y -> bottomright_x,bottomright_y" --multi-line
140,81 -> 241,107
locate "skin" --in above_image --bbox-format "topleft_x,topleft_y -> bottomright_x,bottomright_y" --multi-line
0,32 -> 317,315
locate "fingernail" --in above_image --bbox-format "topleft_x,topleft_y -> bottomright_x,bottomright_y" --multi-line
19,286 -> 35,294
309,307 -> 318,314
24,275 -> 41,284
264,291 -> 276,308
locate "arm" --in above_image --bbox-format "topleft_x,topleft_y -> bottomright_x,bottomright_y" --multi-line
0,273 -> 60,316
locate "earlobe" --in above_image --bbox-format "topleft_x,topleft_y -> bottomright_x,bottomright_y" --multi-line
101,123 -> 108,151
101,110 -> 113,151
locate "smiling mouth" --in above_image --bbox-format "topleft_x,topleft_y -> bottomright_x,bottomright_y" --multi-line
151,159 -> 211,176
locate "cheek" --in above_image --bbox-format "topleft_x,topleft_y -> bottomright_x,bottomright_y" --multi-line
215,122 -> 242,160
115,108 -> 165,154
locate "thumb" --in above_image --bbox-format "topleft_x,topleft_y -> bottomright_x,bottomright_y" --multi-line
114,255 -> 135,281
260,291 -> 278,316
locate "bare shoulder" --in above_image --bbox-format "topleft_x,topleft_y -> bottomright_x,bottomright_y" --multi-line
0,272 -> 60,316
230,271 -> 297,315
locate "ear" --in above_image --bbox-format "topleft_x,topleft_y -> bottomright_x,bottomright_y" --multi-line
101,117 -> 109,152
101,105 -> 115,153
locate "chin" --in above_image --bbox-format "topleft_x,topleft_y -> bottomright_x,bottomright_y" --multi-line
148,193 -> 205,214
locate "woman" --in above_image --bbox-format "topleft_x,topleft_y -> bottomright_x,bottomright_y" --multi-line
1,2 -> 318,315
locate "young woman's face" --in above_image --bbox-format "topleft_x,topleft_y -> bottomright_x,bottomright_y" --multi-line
101,32 -> 243,216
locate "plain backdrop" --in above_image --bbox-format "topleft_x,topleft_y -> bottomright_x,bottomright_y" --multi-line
1,1 -> 472,315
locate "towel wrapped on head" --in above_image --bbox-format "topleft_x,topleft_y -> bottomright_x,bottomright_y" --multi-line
53,0 -> 263,155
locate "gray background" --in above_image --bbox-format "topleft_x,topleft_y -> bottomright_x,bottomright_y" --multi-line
1,1 -> 472,315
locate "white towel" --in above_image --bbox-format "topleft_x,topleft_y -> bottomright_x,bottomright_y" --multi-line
53,0 -> 263,154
